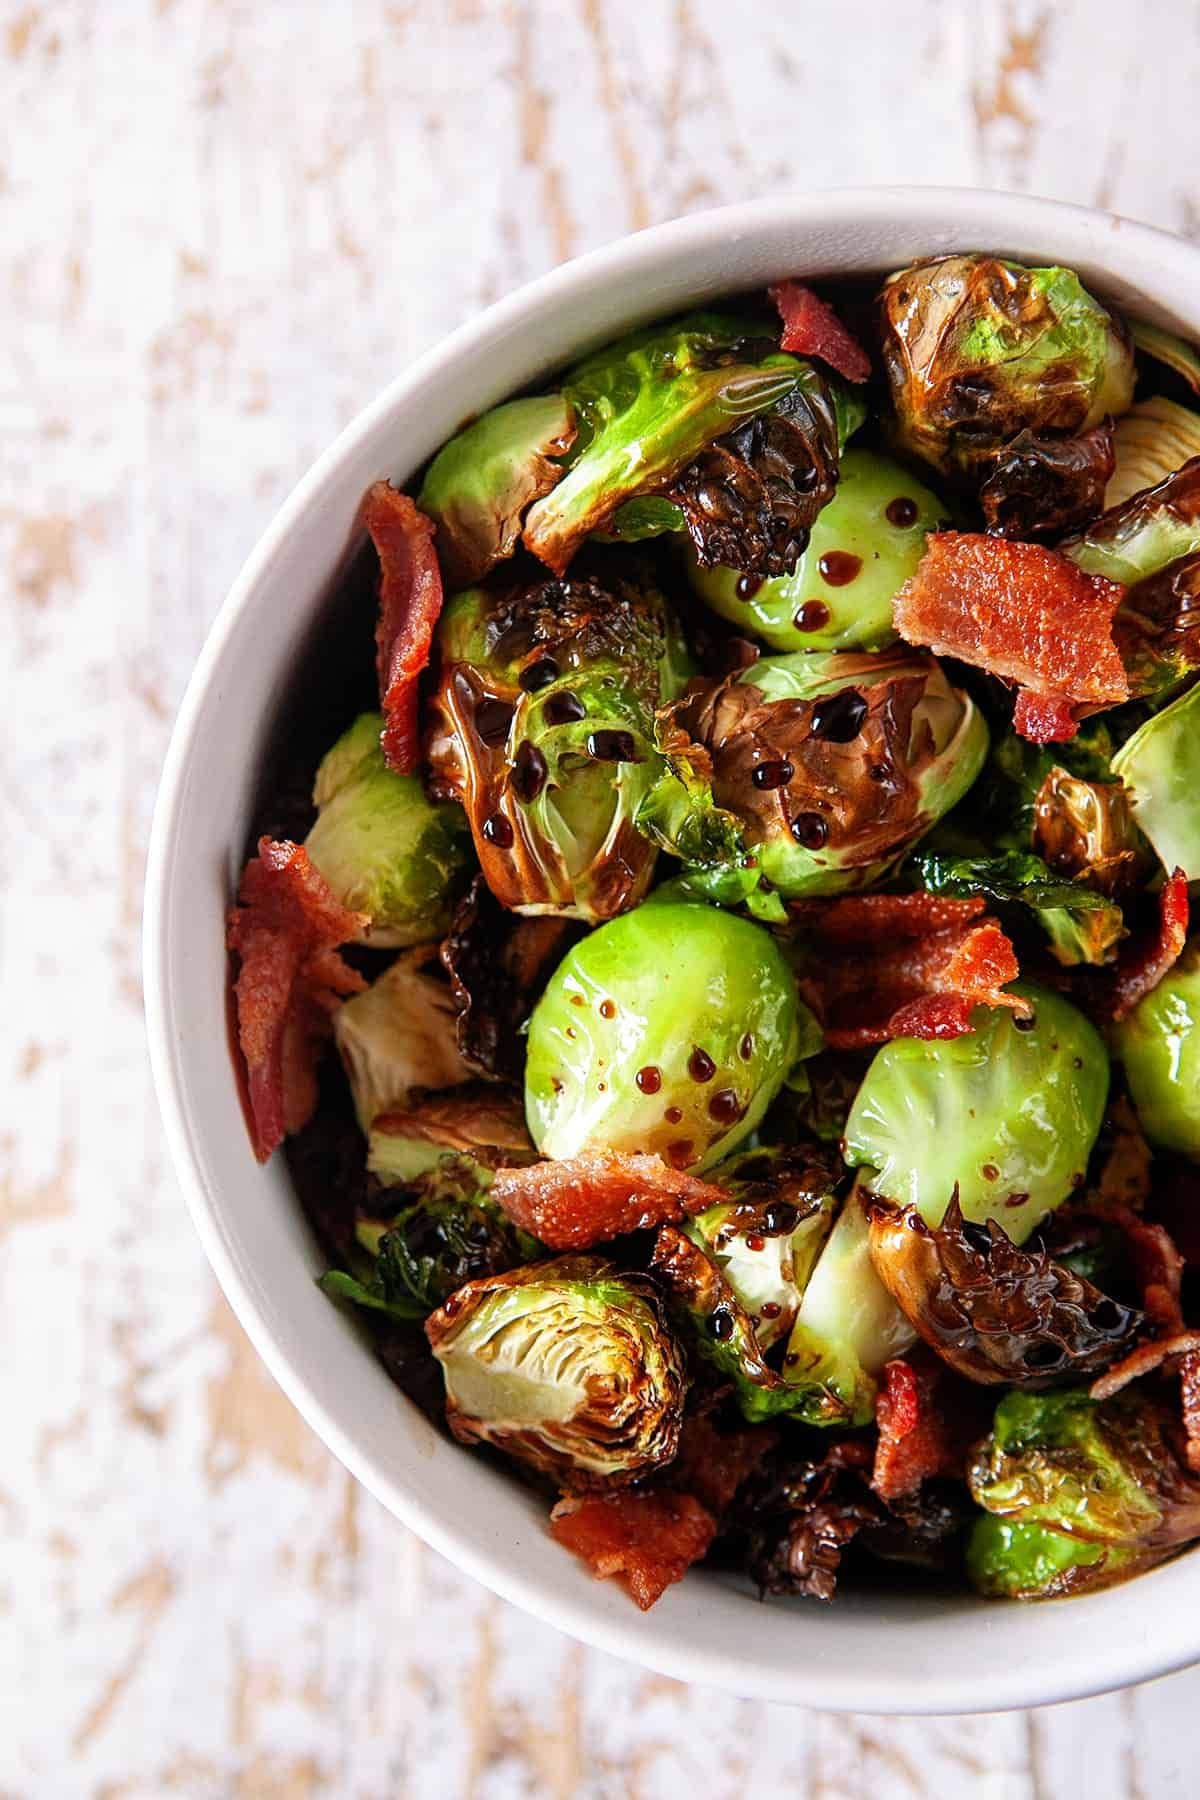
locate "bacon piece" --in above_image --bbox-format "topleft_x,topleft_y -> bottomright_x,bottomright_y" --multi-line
227,838 -> 368,1161
894,533 -> 1128,743
768,281 -> 871,383
872,1350 -> 991,1503
549,1490 -> 716,1611
1012,690 -> 1081,745
669,1411 -> 778,1518
490,1152 -> 727,1250
1111,870 -> 1189,1021
1088,1329 -> 1200,1401
793,892 -> 1028,1050
363,482 -> 444,774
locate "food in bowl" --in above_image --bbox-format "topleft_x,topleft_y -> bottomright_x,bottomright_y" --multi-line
226,254 -> 1200,1614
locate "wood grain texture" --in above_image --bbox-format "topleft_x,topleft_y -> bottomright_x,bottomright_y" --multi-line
4,0 -> 1200,1793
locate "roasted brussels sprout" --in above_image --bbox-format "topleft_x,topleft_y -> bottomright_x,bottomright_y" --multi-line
879,255 -> 1134,485
1113,940 -> 1200,1157
522,313 -> 861,576
977,420 -> 1115,541
844,985 -> 1109,1241
1032,765 -> 1146,898
427,565 -> 688,922
867,1197 -> 1142,1387
304,713 -> 471,946
685,449 -> 945,653
333,947 -> 470,1132
368,1084 -> 534,1186
967,1388 -> 1200,1598
684,1144 -> 841,1349
416,394 -> 576,586
784,1182 -> 914,1423
425,1256 -> 687,1488
642,648 -> 988,915
1109,398 -> 1200,508
320,1156 -> 541,1320
524,898 -> 812,1172
1110,681 -> 1200,876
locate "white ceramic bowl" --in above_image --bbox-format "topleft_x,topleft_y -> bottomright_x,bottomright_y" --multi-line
145,188 -> 1200,1713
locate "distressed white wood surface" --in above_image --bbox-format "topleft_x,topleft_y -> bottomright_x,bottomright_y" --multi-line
6,1 -> 1200,1793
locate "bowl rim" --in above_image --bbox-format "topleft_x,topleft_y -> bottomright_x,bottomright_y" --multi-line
145,185 -> 1200,1713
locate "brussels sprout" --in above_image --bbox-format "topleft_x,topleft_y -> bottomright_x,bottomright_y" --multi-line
684,1144 -> 841,1349
1109,398 -> 1200,508
319,1156 -> 541,1321
427,565 -> 688,923
642,648 -> 988,915
1032,765 -> 1147,898
1113,940 -> 1200,1157
368,1084 -> 535,1186
977,420 -> 1115,541
684,449 -> 946,653
304,713 -> 471,946
844,984 -> 1109,1242
524,899 -> 812,1172
879,255 -> 1134,484
425,1256 -> 686,1488
1065,461 -> 1200,588
522,313 -> 859,576
867,1196 -> 1142,1388
1110,681 -> 1200,876
966,1387 -> 1200,1598
912,845 -> 1125,968
416,394 -> 576,586
1129,318 -> 1200,399
333,947 -> 471,1132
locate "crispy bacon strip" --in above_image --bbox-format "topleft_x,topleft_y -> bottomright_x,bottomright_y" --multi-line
363,482 -> 444,773
669,1411 -> 778,1518
793,893 -> 1028,1049
227,839 -> 368,1161
894,533 -> 1128,744
490,1152 -> 727,1250
1111,870 -> 1189,1021
872,1351 -> 990,1504
768,280 -> 871,383
550,1490 -> 716,1611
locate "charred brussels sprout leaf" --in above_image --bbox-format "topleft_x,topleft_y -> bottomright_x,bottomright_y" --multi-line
323,1156 -> 541,1321
978,420 -> 1115,540
368,1084 -> 535,1186
427,566 -> 688,923
1109,398 -> 1200,508
879,255 -> 1134,486
425,1256 -> 687,1489
522,313 -> 856,577
333,947 -> 471,1133
1114,940 -> 1200,1157
867,1197 -> 1143,1388
911,846 -> 1125,968
304,713 -> 471,946
416,394 -> 576,586
1032,765 -> 1147,898
685,1143 -> 842,1349
967,1387 -> 1200,1597
524,899 -> 810,1172
643,648 -> 987,913
1110,681 -> 1200,876
686,448 -> 946,653
844,985 -> 1109,1242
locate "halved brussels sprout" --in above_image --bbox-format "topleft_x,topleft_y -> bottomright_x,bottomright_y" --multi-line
1113,939 -> 1200,1157
684,1143 -> 841,1349
684,448 -> 945,653
1110,681 -> 1200,876
522,313 -> 858,576
785,1182 -> 914,1424
427,565 -> 688,923
305,713 -> 471,946
333,947 -> 470,1132
524,899 -> 812,1172
425,1256 -> 686,1488
844,984 -> 1109,1242
1065,461 -> 1200,587
967,1387 -> 1200,1598
642,648 -> 988,915
416,394 -> 576,586
1108,398 -> 1200,508
368,1085 -> 534,1186
878,255 -> 1134,484
320,1156 -> 541,1321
